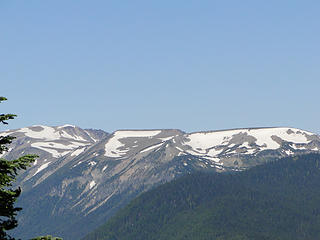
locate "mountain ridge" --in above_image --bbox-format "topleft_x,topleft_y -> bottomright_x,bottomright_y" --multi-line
1,125 -> 319,239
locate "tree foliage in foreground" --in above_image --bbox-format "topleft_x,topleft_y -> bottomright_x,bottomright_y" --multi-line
0,97 -> 38,240
83,153 -> 320,240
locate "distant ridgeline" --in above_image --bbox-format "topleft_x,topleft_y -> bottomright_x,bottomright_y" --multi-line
2,125 -> 319,239
83,153 -> 320,240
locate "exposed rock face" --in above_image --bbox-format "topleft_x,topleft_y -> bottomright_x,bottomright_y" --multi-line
0,125 -> 108,191
1,125 -> 319,239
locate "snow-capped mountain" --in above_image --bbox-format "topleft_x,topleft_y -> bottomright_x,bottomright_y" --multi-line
177,127 -> 320,169
0,125 -> 108,190
1,125 -> 319,239
101,127 -> 320,171
1,124 -> 107,160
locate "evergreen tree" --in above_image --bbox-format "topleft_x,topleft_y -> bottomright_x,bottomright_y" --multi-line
0,97 -> 38,240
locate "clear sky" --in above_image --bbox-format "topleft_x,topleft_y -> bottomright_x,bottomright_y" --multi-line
1,1 -> 319,134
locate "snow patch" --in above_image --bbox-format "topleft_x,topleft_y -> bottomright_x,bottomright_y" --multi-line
175,146 -> 184,152
33,162 -> 51,176
57,124 -> 76,129
245,148 -> 256,154
85,130 -> 99,142
160,136 -> 174,142
31,141 -> 88,158
89,180 -> 96,189
71,147 -> 85,156
202,156 -> 220,163
17,126 -> 61,141
291,144 -> 307,150
178,152 -> 186,156
141,143 -> 164,153
104,130 -> 161,157
17,125 -> 88,142
240,142 -> 250,148
285,150 -> 295,155
73,161 -> 83,168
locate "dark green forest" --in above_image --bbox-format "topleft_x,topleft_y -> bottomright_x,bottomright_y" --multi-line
83,153 -> 320,240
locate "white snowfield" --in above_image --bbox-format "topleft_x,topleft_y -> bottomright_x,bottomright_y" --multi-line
183,127 -> 317,158
1,125 -> 97,158
31,141 -> 88,158
17,125 -> 71,141
104,130 -> 162,157
16,125 -> 90,141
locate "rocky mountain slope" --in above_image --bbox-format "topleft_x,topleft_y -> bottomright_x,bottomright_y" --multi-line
0,125 -> 108,191
1,125 -> 319,239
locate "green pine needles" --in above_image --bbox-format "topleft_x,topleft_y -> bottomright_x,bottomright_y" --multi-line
0,97 -> 38,240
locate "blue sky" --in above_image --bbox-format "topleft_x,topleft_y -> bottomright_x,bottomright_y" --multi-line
1,1 -> 320,134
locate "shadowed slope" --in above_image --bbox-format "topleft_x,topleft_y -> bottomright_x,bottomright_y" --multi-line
83,153 -> 320,240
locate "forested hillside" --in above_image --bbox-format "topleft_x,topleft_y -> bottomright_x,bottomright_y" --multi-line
83,153 -> 320,240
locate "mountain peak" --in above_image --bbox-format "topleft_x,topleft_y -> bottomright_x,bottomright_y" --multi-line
4,125 -> 320,240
